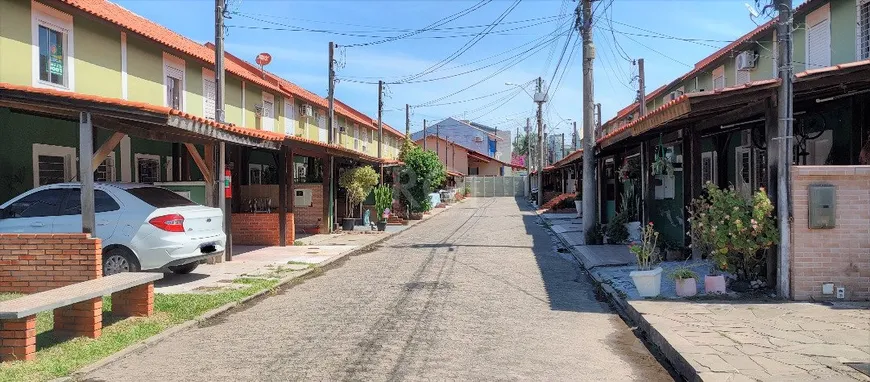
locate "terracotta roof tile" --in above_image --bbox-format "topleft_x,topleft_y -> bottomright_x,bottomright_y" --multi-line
0,82 -> 285,142
794,59 -> 870,78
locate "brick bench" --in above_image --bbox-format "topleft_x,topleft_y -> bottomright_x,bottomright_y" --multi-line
0,272 -> 162,362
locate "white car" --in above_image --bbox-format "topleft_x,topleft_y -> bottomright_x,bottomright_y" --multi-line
0,183 -> 226,275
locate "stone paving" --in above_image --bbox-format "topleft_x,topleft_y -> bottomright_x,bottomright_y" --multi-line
545,211 -> 870,381
156,206 -> 449,294
87,198 -> 671,381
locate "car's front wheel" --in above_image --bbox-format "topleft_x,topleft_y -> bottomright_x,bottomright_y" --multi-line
103,247 -> 140,275
168,262 -> 199,275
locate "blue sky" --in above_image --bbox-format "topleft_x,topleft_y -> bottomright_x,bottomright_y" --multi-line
116,0 -> 774,139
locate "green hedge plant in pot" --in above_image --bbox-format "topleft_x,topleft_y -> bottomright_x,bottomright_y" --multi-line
629,222 -> 662,297
373,185 -> 393,231
338,166 -> 379,231
669,266 -> 699,297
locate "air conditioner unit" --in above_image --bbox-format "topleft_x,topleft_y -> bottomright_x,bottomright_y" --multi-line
737,51 -> 757,71
301,104 -> 313,118
294,188 -> 313,207
668,89 -> 684,101
254,103 -> 264,117
472,136 -> 483,143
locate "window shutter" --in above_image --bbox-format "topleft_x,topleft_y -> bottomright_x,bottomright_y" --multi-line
203,77 -> 216,120
806,5 -> 831,68
735,68 -> 750,86
712,66 -> 725,89
860,0 -> 870,60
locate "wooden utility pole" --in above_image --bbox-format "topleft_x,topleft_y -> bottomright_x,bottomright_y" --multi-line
423,119 -> 427,150
327,42 -> 336,144
535,77 -> 544,206
580,0 -> 597,230
775,0 -> 794,298
637,58 -> 646,116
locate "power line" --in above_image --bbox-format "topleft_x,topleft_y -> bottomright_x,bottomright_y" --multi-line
416,85 -> 528,108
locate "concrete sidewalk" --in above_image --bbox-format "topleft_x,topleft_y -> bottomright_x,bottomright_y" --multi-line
542,209 -> 870,382
156,204 -> 452,294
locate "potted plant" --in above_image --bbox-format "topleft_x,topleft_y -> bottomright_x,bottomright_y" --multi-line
373,185 -> 393,231
687,183 -> 779,295
584,222 -> 604,245
338,166 -> 380,232
463,184 -> 471,197
620,182 -> 641,241
669,266 -> 699,297
629,222 -> 662,297
605,212 -> 629,244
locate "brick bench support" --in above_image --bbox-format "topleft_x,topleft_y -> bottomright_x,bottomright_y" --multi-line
111,283 -> 154,317
0,316 -> 36,361
53,297 -> 102,339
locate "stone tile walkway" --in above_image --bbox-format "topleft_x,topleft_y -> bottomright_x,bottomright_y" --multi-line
633,300 -> 870,381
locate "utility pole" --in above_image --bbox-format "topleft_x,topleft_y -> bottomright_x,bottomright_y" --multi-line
580,0 -> 597,232
215,0 -> 231,260
436,123 -> 440,153
327,42 -> 336,144
573,121 -> 579,150
561,133 -> 565,159
637,58 -> 646,116
422,119 -> 427,150
775,0 -> 794,298
535,76 -> 544,207
596,103 -> 602,130
377,80 -> 383,158
405,104 -> 410,137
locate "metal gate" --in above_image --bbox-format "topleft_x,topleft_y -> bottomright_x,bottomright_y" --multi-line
466,176 -> 526,197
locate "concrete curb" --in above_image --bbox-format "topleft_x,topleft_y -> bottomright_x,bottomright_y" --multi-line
62,204 -> 453,381
533,206 -> 698,382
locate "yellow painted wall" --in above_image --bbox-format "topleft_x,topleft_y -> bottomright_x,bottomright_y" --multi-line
0,0 -> 32,85
185,63 -> 203,117
74,18 -> 121,98
125,36 -> 163,106
243,82 -> 259,128
224,76 -> 243,126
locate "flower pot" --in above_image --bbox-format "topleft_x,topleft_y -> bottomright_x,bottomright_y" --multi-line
675,278 -> 698,297
704,275 -> 727,294
625,221 -> 642,242
376,221 -> 387,231
629,267 -> 663,297
341,218 -> 355,231
574,200 -> 583,217
408,212 -> 423,220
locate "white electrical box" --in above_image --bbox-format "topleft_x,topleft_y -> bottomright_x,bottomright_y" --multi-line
294,189 -> 313,207
822,283 -> 834,295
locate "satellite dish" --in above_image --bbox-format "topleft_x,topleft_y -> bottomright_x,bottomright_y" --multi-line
255,53 -> 272,66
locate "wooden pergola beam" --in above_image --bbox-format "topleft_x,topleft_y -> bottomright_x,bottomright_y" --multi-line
184,143 -> 213,184
91,131 -> 126,169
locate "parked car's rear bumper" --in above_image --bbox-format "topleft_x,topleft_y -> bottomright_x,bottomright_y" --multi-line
134,231 -> 226,270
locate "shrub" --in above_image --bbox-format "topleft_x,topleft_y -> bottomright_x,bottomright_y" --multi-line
397,146 -> 446,213
373,185 -> 393,221
605,212 -> 629,244
585,222 -> 604,244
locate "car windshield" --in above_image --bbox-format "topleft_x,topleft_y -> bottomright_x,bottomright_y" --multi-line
127,187 -> 197,208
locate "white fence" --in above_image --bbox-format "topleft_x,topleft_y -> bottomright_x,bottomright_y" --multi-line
465,176 -> 527,197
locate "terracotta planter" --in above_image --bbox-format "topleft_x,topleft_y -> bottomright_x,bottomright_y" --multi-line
629,267 -> 663,297
705,275 -> 727,294
675,278 -> 698,297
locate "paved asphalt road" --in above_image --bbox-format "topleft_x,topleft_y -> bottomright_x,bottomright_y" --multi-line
87,198 -> 673,381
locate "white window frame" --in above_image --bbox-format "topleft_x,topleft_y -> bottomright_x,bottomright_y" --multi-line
712,65 -> 726,90
284,99 -> 297,136
805,3 -> 832,69
31,1 -> 75,91
165,156 -> 173,182
202,68 -> 216,120
859,0 -> 870,60
734,58 -> 751,86
134,153 -> 162,183
261,92 -> 275,132
701,151 -> 718,185
31,143 -> 76,187
353,125 -> 360,150
163,52 -> 186,111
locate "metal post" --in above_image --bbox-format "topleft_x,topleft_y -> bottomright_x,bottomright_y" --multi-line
278,148 -> 287,246
573,121 -> 578,150
405,104 -> 410,137
776,0 -> 794,298
79,112 -> 95,234
214,0 -> 226,123
423,119 -> 427,151
377,80 -> 383,158
328,42 -> 335,144
581,0 -> 597,235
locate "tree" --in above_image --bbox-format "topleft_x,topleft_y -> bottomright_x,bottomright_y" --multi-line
513,133 -> 529,156
397,146 -> 446,213
338,166 -> 379,218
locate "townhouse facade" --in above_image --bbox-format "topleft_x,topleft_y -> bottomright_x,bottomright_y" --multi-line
0,0 -> 405,206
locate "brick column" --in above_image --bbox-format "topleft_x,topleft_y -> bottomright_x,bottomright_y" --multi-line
0,316 -> 36,361
53,297 -> 102,339
111,283 -> 154,317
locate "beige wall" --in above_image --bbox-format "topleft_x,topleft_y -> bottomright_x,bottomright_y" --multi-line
791,166 -> 870,301
470,158 -> 503,176
421,136 -> 469,174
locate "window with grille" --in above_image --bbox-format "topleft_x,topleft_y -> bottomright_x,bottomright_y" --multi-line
135,155 -> 161,184
94,156 -> 116,182
37,155 -> 67,186
701,151 -> 717,185
860,0 -> 870,60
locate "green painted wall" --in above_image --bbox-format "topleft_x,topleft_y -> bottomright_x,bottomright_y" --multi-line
831,0 -> 858,65
225,76 -> 243,126
185,64 -> 204,117
126,36 -> 163,106
244,83 -> 259,128
0,0 -> 31,85
74,17 -> 121,98
751,38 -> 777,82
